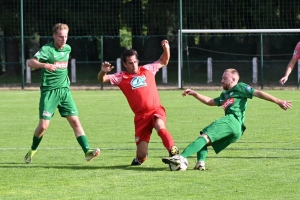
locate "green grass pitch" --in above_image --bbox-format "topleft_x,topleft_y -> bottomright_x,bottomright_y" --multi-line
0,89 -> 299,199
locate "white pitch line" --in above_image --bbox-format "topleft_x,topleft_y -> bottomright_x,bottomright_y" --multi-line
0,147 -> 138,150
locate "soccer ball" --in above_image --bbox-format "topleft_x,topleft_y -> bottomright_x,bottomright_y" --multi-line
169,155 -> 188,171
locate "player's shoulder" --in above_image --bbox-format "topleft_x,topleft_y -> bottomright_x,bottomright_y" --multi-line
236,82 -> 254,92
142,61 -> 159,67
236,82 -> 247,86
64,44 -> 71,51
141,62 -> 159,72
40,42 -> 53,51
293,43 -> 300,54
118,70 -> 127,75
140,65 -> 148,70
294,41 -> 300,48
40,42 -> 71,51
110,71 -> 126,77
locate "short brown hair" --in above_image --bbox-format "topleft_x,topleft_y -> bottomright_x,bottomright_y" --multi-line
224,68 -> 239,77
121,49 -> 138,63
53,23 -> 69,34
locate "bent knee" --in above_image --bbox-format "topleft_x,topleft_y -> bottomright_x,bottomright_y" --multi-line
38,125 -> 48,132
38,121 -> 50,132
201,133 -> 211,144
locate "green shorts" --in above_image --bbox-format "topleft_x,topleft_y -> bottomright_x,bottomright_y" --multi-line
39,88 -> 78,120
201,114 -> 244,154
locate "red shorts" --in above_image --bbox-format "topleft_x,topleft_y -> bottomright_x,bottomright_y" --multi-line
134,106 -> 166,145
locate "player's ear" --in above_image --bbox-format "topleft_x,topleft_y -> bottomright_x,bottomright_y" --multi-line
234,76 -> 240,82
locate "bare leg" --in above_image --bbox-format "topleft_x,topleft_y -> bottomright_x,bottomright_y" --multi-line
34,119 -> 51,138
131,141 -> 148,165
66,116 -> 85,137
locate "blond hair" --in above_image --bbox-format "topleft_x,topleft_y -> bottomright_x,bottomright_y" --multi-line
53,23 -> 69,34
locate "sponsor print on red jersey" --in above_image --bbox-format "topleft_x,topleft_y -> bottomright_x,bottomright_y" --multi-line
221,98 -> 234,110
131,75 -> 147,89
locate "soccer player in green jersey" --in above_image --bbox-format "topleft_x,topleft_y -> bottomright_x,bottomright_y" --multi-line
24,23 -> 100,163
162,68 -> 292,170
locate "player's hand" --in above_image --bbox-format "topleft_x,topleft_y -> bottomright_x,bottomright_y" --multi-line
278,100 -> 292,110
161,40 -> 170,50
101,61 -> 114,73
44,63 -> 56,72
182,89 -> 196,97
279,77 -> 288,85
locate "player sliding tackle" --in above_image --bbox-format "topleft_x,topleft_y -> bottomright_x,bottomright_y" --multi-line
162,68 -> 292,170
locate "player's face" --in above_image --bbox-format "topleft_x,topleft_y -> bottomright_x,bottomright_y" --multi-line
221,71 -> 234,90
123,55 -> 139,74
53,29 -> 68,49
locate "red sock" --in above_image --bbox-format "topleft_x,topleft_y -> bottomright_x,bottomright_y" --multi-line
135,152 -> 147,164
138,157 -> 146,164
157,129 -> 175,150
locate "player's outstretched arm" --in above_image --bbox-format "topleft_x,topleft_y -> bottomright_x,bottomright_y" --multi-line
279,57 -> 298,85
253,90 -> 292,111
182,89 -> 216,106
157,40 -> 170,69
97,61 -> 114,83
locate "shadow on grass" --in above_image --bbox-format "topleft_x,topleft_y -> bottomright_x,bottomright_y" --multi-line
0,163 -> 167,171
207,156 -> 300,159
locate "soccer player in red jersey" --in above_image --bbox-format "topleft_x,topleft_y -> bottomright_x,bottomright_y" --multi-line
98,40 -> 179,165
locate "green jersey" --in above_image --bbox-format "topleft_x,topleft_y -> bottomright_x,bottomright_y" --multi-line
33,41 -> 71,91
214,82 -> 255,128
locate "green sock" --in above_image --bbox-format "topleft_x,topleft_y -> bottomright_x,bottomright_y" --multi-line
181,137 -> 207,158
76,135 -> 90,154
31,135 -> 43,150
197,146 -> 208,162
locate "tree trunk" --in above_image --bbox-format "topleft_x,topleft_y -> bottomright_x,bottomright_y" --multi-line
129,0 -> 144,55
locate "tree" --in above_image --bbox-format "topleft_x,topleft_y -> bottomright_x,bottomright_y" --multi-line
122,0 -> 145,57
143,0 -> 178,61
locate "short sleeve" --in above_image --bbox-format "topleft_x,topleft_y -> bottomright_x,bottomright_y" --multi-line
142,61 -> 159,75
33,46 -> 50,62
214,97 -> 221,106
236,82 -> 255,99
292,42 -> 300,60
108,72 -> 123,85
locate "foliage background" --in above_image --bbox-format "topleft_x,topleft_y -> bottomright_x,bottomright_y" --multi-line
1,0 -> 300,85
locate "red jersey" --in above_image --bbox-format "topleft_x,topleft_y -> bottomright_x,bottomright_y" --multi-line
108,62 -> 161,115
292,42 -> 300,60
